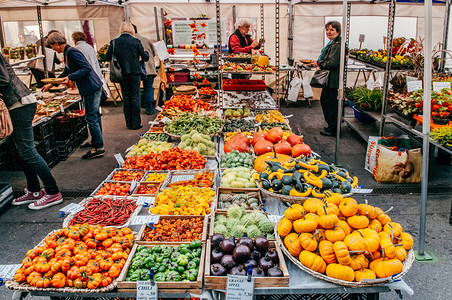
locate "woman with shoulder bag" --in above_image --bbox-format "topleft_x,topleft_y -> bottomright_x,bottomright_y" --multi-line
312,21 -> 342,137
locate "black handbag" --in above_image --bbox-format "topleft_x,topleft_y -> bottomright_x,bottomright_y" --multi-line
109,40 -> 122,83
310,69 -> 330,88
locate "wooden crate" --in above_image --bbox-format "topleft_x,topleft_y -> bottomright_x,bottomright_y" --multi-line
204,240 -> 289,289
135,215 -> 209,244
216,187 -> 263,212
162,169 -> 217,191
131,181 -> 161,197
117,242 -> 206,290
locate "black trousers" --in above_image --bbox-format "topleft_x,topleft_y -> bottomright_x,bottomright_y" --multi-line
320,87 -> 338,133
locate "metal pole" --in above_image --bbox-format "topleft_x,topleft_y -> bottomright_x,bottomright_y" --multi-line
37,6 -> 48,79
440,0 -> 450,73
288,0 -> 294,66
161,8 -> 166,44
232,6 -> 236,31
0,15 -> 4,48
275,0 -> 280,109
416,0 -> 433,261
335,0 -> 348,164
154,7 -> 160,41
260,3 -> 265,53
216,0 -> 222,103
379,0 -> 396,136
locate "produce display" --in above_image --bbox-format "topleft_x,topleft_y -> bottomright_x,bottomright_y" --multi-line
277,198 -> 413,282
388,91 -> 421,117
209,233 -> 283,277
125,242 -> 202,282
223,91 -> 277,110
260,122 -> 290,131
220,150 -> 254,169
68,197 -> 138,226
122,148 -> 206,171
221,62 -> 276,73
142,133 -> 170,142
345,87 -> 383,111
213,206 -> 274,239
255,110 -> 286,124
142,217 -> 205,242
165,113 -> 224,136
126,139 -> 172,157
223,79 -> 267,91
94,182 -> 132,196
144,173 -> 168,182
199,86 -> 217,97
217,192 -> 261,210
109,169 -> 145,182
163,97 -> 213,112
223,118 -> 255,133
168,171 -> 215,188
221,167 -> 257,188
178,130 -> 216,156
13,225 -> 134,289
430,126 -> 452,146
149,186 -> 215,215
133,183 -> 159,196
252,128 -> 308,157
224,108 -> 252,117
224,133 -> 251,153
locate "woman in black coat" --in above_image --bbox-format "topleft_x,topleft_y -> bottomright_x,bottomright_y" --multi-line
313,21 -> 342,137
106,22 -> 149,130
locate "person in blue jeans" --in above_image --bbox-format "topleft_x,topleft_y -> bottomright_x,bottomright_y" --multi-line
0,53 -> 63,210
42,31 -> 104,159
133,24 -> 158,115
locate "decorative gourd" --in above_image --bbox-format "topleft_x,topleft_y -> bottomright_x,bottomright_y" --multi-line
317,203 -> 339,216
318,207 -> 339,229
333,241 -> 351,265
299,231 -> 319,251
378,231 -> 391,241
353,228 -> 380,253
252,132 -> 267,147
266,127 -> 284,143
358,200 -> 378,219
324,192 -> 343,206
339,197 -> 358,217
284,204 -> 305,221
257,55 -> 270,67
344,234 -> 367,253
298,250 -> 327,273
355,265 -> 376,282
347,212 -> 370,229
349,254 -> 368,270
284,233 -> 302,256
277,217 -> 293,237
274,140 -> 292,155
291,144 -> 312,158
337,220 -> 351,236
380,238 -> 396,259
253,139 -> 274,156
303,198 -> 323,214
372,257 -> 403,278
253,147 -> 291,172
376,206 -> 393,226
394,246 -> 407,261
399,232 -> 413,250
286,134 -> 303,147
383,222 -> 403,238
318,240 -> 337,264
326,264 -> 355,282
293,212 -> 318,233
224,133 -> 250,153
369,219 -> 383,232
325,226 -> 346,243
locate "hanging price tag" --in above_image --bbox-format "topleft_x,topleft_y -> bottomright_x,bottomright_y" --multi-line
137,196 -> 155,206
59,203 -> 84,214
268,215 -> 283,224
406,80 -> 423,92
114,153 -> 125,165
433,81 -> 451,92
136,280 -> 158,300
156,106 -> 163,112
0,264 -> 22,280
132,215 -> 160,225
226,274 -> 254,300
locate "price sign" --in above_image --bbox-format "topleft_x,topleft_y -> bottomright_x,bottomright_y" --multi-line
130,179 -> 138,194
284,114 -> 293,118
160,117 -> 170,123
59,203 -> 84,214
132,215 -> 160,225
0,264 -> 22,280
156,106 -> 163,112
268,215 -> 283,224
226,274 -> 254,300
114,153 -> 125,165
433,81 -> 451,92
351,188 -> 373,194
244,117 -> 254,121
171,175 -> 194,183
137,196 -> 155,206
136,281 -> 158,300
59,104 -> 64,113
359,34 -> 366,43
125,145 -> 134,153
406,80 -> 423,92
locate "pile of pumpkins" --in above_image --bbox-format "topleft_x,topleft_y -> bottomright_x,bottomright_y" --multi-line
277,194 -> 413,282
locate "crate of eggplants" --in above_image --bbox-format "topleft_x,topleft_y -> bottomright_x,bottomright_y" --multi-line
209,233 -> 283,277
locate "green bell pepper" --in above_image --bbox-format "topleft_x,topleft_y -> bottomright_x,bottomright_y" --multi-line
192,248 -> 202,257
183,269 -> 198,281
161,258 -> 170,266
170,251 -> 181,261
191,257 -> 200,265
161,245 -> 171,252
190,240 -> 202,249
155,254 -> 164,263
168,262 -> 179,272
157,264 -> 168,273
187,261 -> 197,270
177,265 -> 186,273
139,269 -> 149,280
151,245 -> 162,253
185,252 -> 194,260
167,270 -> 181,282
176,254 -> 188,266
137,245 -> 146,252
178,244 -> 189,254
129,271 -> 141,282
144,248 -> 153,256
154,272 -> 167,282
145,257 -> 155,269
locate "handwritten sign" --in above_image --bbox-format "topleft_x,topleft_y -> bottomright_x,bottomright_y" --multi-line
59,203 -> 84,214
137,196 -> 155,206
171,175 -> 195,183
136,280 -> 158,300
114,153 -> 125,165
132,215 -> 160,225
433,81 -> 451,92
351,188 -> 373,194
0,264 -> 22,280
406,80 -> 423,92
359,34 -> 365,43
268,215 -> 283,224
226,274 -> 254,300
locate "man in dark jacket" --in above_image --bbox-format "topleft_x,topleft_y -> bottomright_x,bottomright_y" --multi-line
105,22 -> 149,130
43,31 -> 104,159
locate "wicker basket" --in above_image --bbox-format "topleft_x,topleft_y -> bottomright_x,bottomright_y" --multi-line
5,230 -> 118,293
275,230 -> 414,287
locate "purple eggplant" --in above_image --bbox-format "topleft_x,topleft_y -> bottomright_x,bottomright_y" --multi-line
265,248 -> 279,264
232,244 -> 251,264
211,233 -> 225,247
258,253 -> 274,271
237,233 -> 254,250
251,267 -> 265,277
220,238 -> 235,254
254,234 -> 269,253
210,263 -> 227,276
229,265 -> 246,276
211,246 -> 224,264
221,254 -> 237,270
267,266 -> 283,277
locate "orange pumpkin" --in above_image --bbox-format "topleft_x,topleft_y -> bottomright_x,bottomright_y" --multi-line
266,127 -> 284,143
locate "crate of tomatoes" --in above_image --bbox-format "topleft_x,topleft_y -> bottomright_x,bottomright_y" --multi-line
91,181 -> 133,197
6,224 -> 134,293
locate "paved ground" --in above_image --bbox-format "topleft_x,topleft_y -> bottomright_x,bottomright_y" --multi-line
0,100 -> 451,299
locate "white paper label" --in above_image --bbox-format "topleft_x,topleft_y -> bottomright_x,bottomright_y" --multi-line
226,274 -> 254,300
284,114 -> 293,118
156,106 -> 163,112
59,203 -> 84,214
136,280 -> 158,300
0,264 -> 22,280
130,180 -> 138,194
171,175 -> 195,183
244,117 -> 254,121
433,81 -> 451,92
254,122 -> 261,127
160,117 -> 170,123
406,80 -> 423,92
132,215 -> 160,225
268,215 -> 283,224
351,188 -> 373,194
59,104 -> 64,113
115,153 -> 125,165
359,34 -> 365,43
125,145 -> 134,153
137,196 -> 155,205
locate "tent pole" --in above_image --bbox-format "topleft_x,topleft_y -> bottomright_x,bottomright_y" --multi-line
37,6 -> 48,79
288,0 -> 294,66
416,0 -> 433,261
154,7 -> 160,41
440,0 -> 451,73
161,8 -> 166,44
0,15 -> 4,49
232,6 -> 236,30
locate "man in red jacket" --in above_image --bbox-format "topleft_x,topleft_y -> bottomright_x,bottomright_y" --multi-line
228,19 -> 264,54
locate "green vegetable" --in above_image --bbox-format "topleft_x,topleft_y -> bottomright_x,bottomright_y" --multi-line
154,272 -> 167,282
178,244 -> 189,254
187,261 -> 197,270
176,254 -> 189,266
165,113 -> 223,136
167,270 -> 181,282
190,240 -> 202,249
151,245 -> 162,253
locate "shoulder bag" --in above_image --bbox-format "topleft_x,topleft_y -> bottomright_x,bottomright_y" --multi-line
0,99 -> 13,140
109,40 -> 123,83
310,69 -> 330,88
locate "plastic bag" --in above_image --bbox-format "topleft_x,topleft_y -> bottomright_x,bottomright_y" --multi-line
366,71 -> 383,90
302,74 -> 314,98
287,75 -> 303,102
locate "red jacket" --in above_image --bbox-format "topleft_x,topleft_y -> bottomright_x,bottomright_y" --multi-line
229,30 -> 254,54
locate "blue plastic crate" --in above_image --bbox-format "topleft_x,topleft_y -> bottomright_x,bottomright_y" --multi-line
352,106 -> 376,124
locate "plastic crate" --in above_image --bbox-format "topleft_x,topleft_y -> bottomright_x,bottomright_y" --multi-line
35,134 -> 56,155
56,138 -> 76,161
352,106 -> 376,124
0,182 -> 13,214
33,120 -> 54,140
167,72 -> 189,83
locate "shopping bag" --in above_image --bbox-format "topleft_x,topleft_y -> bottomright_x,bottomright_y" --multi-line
287,75 -> 303,102
302,74 -> 314,98
372,145 -> 422,183
366,71 -> 383,90
364,136 -> 381,173
310,69 -> 330,88
109,40 -> 122,83
0,99 -> 13,140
